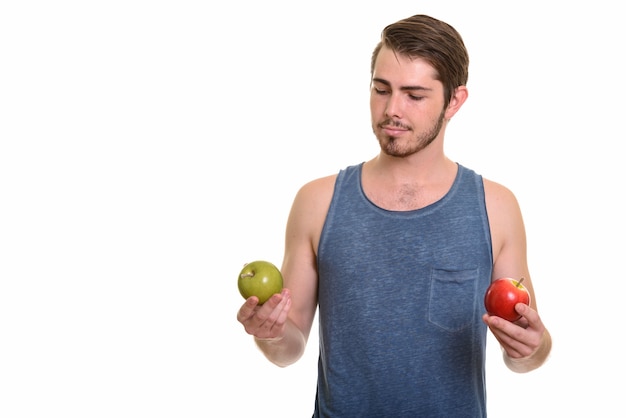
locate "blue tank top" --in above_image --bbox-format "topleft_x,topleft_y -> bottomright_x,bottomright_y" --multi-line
315,163 -> 493,417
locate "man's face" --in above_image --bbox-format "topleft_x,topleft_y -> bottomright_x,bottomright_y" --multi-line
370,46 -> 447,157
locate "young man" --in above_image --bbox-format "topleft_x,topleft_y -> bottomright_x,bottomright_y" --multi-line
237,14 -> 552,417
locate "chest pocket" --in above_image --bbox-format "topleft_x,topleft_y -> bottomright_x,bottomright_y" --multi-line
428,267 -> 479,332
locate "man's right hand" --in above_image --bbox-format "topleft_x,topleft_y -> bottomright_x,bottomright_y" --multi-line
236,288 -> 292,341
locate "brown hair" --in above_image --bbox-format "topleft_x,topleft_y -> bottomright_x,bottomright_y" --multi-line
371,14 -> 469,108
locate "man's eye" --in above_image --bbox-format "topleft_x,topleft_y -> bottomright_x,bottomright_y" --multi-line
409,95 -> 424,101
374,88 -> 389,95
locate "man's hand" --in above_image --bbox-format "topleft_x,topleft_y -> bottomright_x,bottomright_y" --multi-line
483,303 -> 552,372
237,288 -> 292,341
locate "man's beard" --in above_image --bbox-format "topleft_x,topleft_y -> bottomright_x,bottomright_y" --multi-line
376,109 -> 446,157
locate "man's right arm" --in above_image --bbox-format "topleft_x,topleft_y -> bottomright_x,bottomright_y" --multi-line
237,176 -> 334,367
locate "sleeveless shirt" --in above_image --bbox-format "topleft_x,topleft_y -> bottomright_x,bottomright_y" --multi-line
314,162 -> 493,417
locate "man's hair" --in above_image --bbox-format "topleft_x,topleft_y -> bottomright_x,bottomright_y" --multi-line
371,14 -> 469,108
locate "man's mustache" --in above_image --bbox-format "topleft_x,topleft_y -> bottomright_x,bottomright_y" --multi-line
379,119 -> 411,130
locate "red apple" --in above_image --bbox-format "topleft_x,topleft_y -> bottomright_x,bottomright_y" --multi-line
484,277 -> 531,322
237,260 -> 283,305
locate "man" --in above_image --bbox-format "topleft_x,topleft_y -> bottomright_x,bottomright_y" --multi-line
237,14 -> 551,417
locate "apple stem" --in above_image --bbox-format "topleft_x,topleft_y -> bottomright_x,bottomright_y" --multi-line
515,277 -> 525,288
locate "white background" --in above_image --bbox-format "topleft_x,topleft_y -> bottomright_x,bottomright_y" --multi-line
1,1 -> 624,417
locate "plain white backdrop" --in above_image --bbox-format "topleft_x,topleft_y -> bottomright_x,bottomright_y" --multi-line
1,1 -> 624,417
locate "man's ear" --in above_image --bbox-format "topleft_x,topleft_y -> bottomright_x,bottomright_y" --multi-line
445,86 -> 468,119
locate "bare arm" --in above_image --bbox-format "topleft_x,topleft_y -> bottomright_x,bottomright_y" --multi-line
236,176 -> 335,367
483,179 -> 552,373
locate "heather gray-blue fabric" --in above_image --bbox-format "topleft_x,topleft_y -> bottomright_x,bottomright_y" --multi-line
314,163 -> 493,417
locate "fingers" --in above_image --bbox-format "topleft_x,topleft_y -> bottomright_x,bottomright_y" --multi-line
256,289 -> 290,322
484,304 -> 545,358
236,296 -> 260,324
237,289 -> 291,339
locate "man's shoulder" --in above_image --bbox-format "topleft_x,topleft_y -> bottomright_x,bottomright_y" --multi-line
482,177 -> 517,203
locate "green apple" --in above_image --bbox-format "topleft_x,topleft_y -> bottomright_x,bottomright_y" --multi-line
237,260 -> 283,305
